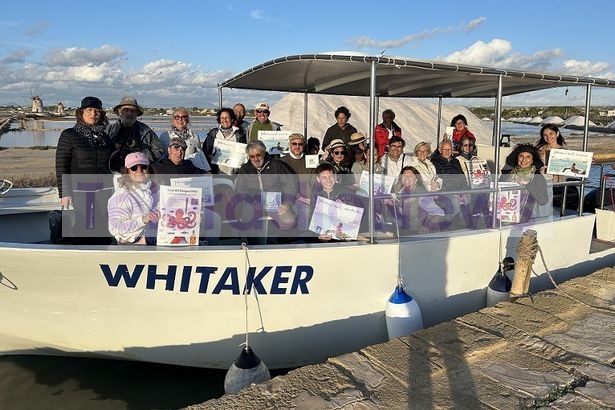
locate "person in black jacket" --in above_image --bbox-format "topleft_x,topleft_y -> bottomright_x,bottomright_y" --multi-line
235,140 -> 298,243
55,96 -> 114,243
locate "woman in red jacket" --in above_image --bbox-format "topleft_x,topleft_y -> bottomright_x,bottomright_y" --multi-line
450,114 -> 475,150
374,109 -> 402,157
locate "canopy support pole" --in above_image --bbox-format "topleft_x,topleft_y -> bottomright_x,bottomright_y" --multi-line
368,58 -> 377,244
217,87 -> 222,110
579,84 -> 592,215
303,93 -> 309,138
491,75 -> 504,228
436,97 -> 443,147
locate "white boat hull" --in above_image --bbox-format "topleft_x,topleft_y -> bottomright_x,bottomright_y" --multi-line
0,210 -> 613,369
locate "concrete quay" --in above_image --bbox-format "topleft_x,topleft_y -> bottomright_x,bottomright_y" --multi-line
193,267 -> 615,409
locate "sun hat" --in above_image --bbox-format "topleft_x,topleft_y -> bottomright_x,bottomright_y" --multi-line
328,139 -> 346,151
169,137 -> 188,149
80,96 -> 103,110
254,102 -> 270,111
124,152 -> 150,169
288,133 -> 306,142
347,132 -> 366,146
113,96 -> 144,116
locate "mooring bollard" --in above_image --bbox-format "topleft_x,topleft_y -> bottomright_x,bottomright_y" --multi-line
510,229 -> 538,301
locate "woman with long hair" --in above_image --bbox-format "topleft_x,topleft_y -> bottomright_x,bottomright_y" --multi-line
107,152 -> 159,245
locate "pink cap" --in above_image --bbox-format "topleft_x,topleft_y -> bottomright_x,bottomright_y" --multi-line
124,151 -> 150,169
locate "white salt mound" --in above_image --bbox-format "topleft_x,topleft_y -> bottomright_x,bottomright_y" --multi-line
270,94 -> 493,152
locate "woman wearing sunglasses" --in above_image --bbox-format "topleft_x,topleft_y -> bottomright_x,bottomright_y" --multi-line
324,139 -> 354,189
107,152 -> 159,245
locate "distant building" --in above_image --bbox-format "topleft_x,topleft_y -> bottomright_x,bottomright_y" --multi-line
31,96 -> 43,113
56,102 -> 65,115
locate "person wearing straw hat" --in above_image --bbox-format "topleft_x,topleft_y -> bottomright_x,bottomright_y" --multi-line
323,138 -> 354,189
107,96 -> 164,172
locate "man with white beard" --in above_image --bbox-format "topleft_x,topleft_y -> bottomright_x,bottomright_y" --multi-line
107,96 -> 164,172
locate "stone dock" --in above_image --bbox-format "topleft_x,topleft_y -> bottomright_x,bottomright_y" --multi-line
192,267 -> 615,409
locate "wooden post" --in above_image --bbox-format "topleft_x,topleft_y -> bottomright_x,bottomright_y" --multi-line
510,229 -> 538,301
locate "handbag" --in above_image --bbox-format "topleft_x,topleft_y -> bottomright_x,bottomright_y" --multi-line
48,207 -> 75,244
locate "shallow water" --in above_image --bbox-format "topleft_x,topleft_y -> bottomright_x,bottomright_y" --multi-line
0,355 -> 227,409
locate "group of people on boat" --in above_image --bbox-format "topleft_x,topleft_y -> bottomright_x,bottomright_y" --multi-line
54,96 -> 559,246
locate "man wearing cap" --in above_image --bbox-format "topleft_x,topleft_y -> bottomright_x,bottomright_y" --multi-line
150,137 -> 211,180
280,133 -> 316,230
246,102 -> 281,141
150,137 -> 219,244
107,96 -> 164,171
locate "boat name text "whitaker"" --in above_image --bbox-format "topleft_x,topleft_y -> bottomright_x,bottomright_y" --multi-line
100,264 -> 314,294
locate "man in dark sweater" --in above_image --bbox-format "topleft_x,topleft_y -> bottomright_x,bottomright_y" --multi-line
279,133 -> 316,230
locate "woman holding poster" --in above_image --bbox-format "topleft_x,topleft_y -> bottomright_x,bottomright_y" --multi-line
107,152 -> 159,245
501,144 -> 549,223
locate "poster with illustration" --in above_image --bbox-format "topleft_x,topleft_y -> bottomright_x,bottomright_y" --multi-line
469,158 -> 492,189
157,186 -> 201,246
211,139 -> 247,169
170,176 -> 214,206
258,130 -> 292,155
496,182 -> 522,223
546,148 -> 593,177
261,191 -> 281,212
357,170 -> 397,197
309,196 -> 364,240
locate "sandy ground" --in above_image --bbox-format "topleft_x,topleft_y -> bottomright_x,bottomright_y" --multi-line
0,135 -> 614,187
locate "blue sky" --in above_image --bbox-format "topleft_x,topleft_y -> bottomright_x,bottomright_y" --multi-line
1,0 -> 614,108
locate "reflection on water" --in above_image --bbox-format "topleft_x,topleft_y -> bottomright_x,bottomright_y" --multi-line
0,355 -> 226,410
0,116 -> 219,148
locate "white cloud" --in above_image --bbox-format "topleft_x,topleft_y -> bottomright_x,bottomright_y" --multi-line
465,17 -> 486,32
442,39 -> 512,66
1,49 -> 32,64
249,9 -> 273,22
561,59 -> 611,77
349,16 -> 486,49
45,45 -> 126,67
24,21 -> 51,37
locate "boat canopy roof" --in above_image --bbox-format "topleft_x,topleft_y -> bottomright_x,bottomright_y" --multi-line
219,53 -> 615,98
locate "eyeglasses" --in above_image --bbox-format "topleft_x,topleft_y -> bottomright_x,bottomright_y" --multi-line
291,142 -> 305,146
249,154 -> 263,159
455,121 -> 465,126
170,144 -> 186,150
255,109 -> 269,114
462,143 -> 474,147
333,150 -> 345,155
174,115 -> 189,120
129,164 -> 148,172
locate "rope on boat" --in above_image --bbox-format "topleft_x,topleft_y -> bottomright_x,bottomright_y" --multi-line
534,244 -> 613,313
0,179 -> 13,195
239,243 -> 266,350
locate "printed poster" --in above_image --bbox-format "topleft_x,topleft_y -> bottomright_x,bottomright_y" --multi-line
170,176 -> 214,206
305,154 -> 319,168
211,139 -> 246,169
309,196 -> 364,240
469,158 -> 492,189
546,148 -> 593,178
157,185 -> 201,246
258,130 -> 292,155
444,126 -> 455,139
357,170 -> 397,197
496,182 -> 522,223
261,191 -> 281,212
